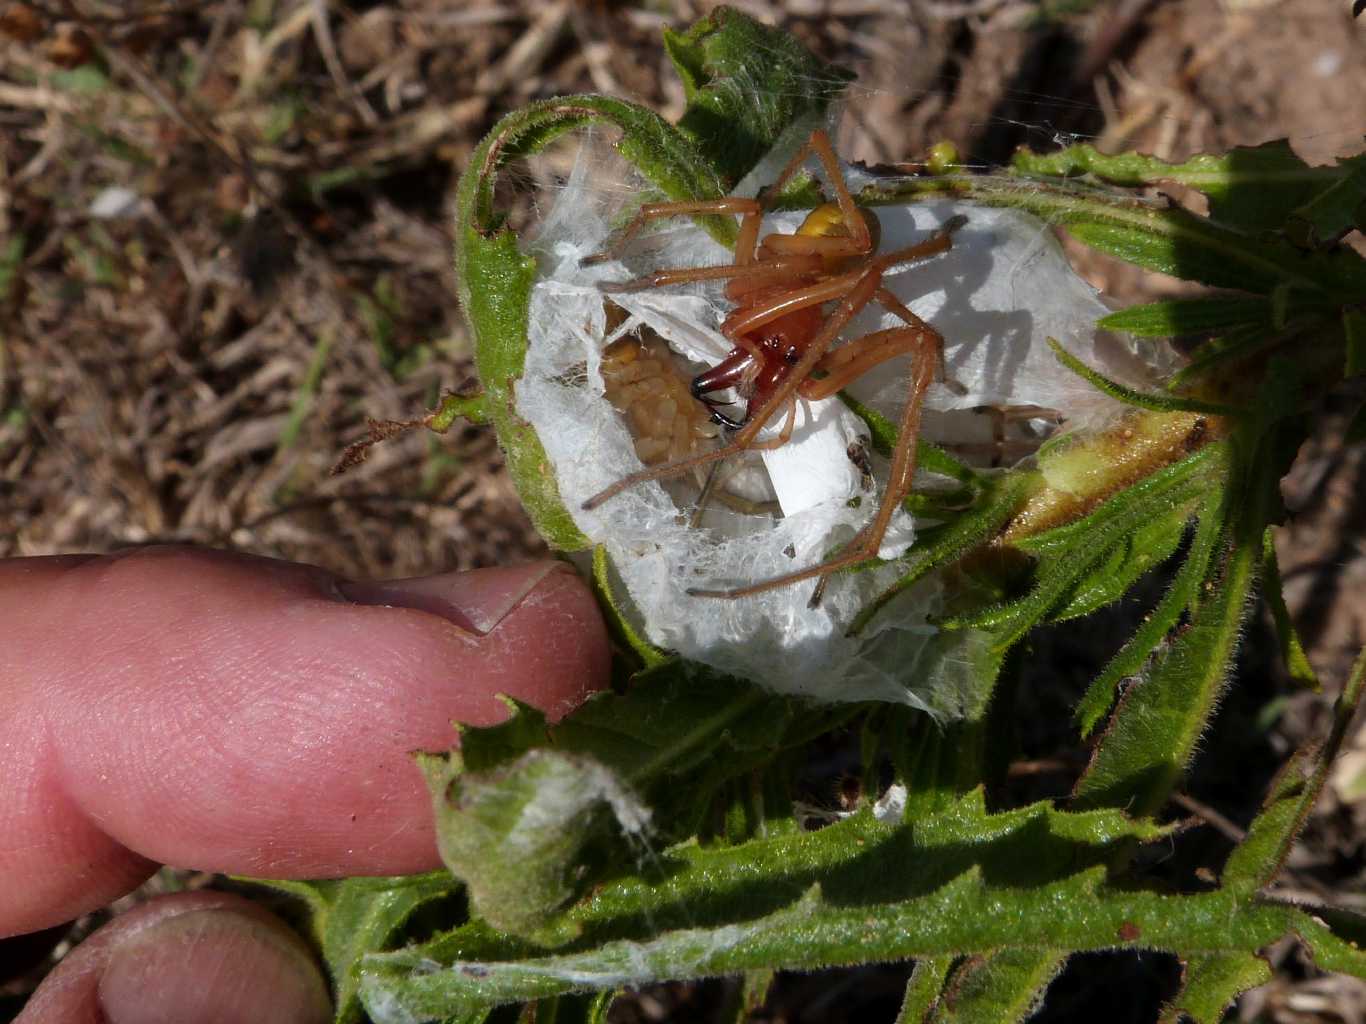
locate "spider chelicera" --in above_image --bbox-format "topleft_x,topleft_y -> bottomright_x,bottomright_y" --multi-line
580,130 -> 964,604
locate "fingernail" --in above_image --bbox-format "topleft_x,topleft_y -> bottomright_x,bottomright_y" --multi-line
337,562 -> 573,636
99,909 -> 330,1024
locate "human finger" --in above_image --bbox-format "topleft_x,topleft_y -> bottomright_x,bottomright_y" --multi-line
1,547 -> 610,936
15,891 -> 331,1024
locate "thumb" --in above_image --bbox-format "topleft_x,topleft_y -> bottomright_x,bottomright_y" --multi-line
1,547 -> 610,936
16,892 -> 331,1024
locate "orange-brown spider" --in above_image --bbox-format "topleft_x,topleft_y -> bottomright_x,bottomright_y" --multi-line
581,130 -> 964,603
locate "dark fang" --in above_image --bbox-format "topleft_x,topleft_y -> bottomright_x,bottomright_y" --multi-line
708,407 -> 746,430
692,379 -> 747,429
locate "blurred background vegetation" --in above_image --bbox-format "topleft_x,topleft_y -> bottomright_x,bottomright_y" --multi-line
2,1 -> 1364,1019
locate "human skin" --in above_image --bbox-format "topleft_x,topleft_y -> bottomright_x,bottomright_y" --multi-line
1,546 -> 612,1023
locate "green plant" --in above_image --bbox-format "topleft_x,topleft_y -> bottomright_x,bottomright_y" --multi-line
257,9 -> 1366,1021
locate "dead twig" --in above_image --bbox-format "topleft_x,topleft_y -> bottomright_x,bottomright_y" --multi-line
308,0 -> 378,127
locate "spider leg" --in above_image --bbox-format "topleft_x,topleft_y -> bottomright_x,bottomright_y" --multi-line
687,395 -> 797,527
580,197 -> 762,267
760,235 -> 867,260
689,461 -> 782,527
599,255 -> 822,295
586,124 -> 878,277
721,268 -> 864,338
869,214 -> 965,273
798,326 -> 923,400
719,214 -> 963,339
688,460 -> 727,529
872,287 -> 966,394
760,130 -> 872,251
744,396 -> 798,451
687,319 -> 942,602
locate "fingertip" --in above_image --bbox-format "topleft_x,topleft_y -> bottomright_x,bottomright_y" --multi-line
2,548 -> 612,931
337,560 -> 611,721
16,893 -> 330,1024
98,906 -> 331,1024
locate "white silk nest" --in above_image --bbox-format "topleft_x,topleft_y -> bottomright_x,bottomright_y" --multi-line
513,135 -> 1174,711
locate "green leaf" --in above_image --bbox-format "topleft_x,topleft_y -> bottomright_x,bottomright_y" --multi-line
1046,498 -> 1193,623
891,711 -> 1001,817
429,391 -> 490,429
243,873 -> 461,1024
849,471 -> 1037,637
951,443 -> 1226,655
728,970 -> 776,1022
1220,751 -> 1314,897
935,951 -> 1065,1024
548,661 -> 852,839
663,7 -> 854,190
943,541 -> 1105,639
1256,354 -> 1307,431
1169,322 -> 1279,388
1261,528 -> 1319,689
1163,953 -> 1272,1024
275,331 -> 333,454
422,747 -> 650,945
1016,436 -> 1226,560
1222,647 -> 1366,895
550,663 -> 780,785
359,867 -> 1366,1016
1011,141 -> 1338,232
590,546 -> 668,669
358,795 -> 1180,1016
1047,338 -> 1242,416
897,956 -> 954,1023
521,991 -> 616,1024
1073,487 -> 1228,737
861,174 -> 1366,299
1286,153 -> 1366,248
427,661 -> 841,933
1098,297 -> 1272,338
1073,537 -> 1258,816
